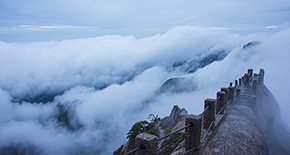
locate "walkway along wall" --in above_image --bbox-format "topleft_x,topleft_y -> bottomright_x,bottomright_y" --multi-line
116,69 -> 290,155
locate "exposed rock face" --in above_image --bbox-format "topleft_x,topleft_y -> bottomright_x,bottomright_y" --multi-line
124,139 -> 135,154
255,84 -> 290,154
169,49 -> 228,74
203,105 -> 268,155
242,41 -> 261,49
113,145 -> 123,155
172,119 -> 186,133
159,77 -> 196,94
157,105 -> 188,137
170,105 -> 188,127
113,139 -> 135,155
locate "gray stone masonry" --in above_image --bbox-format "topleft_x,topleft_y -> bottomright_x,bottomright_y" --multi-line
202,105 -> 268,155
251,96 -> 257,109
135,133 -> 157,155
248,69 -> 253,77
235,88 -> 241,104
204,99 -> 216,130
227,86 -> 235,104
259,69 -> 265,85
216,91 -> 226,115
239,78 -> 242,86
252,80 -> 257,95
244,74 -> 250,87
220,87 -> 228,104
242,75 -> 245,84
266,117 -> 274,132
185,115 -> 202,155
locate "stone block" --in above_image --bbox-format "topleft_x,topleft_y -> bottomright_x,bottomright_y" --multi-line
135,133 -> 157,155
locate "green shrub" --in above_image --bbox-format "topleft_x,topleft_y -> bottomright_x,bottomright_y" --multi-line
127,120 -> 149,140
178,132 -> 185,143
175,144 -> 185,151
118,150 -> 125,155
159,132 -> 182,155
165,127 -> 173,135
145,128 -> 158,136
118,145 -> 124,155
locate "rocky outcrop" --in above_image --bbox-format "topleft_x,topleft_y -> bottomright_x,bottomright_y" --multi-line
256,84 -> 290,154
242,41 -> 260,49
113,139 -> 136,155
169,105 -> 188,127
158,77 -> 196,94
113,145 -> 123,155
157,105 -> 188,137
172,119 -> 186,133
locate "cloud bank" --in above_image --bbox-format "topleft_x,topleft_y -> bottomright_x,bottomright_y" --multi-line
1,0 -> 290,42
0,26 -> 290,154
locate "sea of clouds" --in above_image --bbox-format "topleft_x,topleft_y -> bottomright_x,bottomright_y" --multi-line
0,26 -> 290,154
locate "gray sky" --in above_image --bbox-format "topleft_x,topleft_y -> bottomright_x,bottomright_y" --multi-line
1,0 -> 290,42
1,1 -> 290,153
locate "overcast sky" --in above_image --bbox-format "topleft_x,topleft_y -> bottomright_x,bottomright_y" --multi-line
1,0 -> 290,42
1,1 -> 290,154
